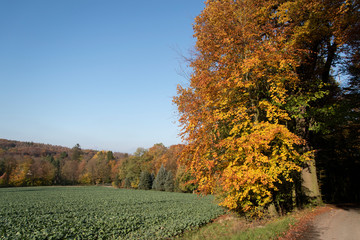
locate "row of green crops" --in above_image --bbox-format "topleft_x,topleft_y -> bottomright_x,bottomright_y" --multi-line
0,186 -> 224,239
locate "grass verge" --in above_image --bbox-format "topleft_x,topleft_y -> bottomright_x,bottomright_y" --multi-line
177,213 -> 297,240
232,217 -> 297,240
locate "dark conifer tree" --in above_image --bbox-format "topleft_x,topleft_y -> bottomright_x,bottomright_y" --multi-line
138,171 -> 153,190
164,171 -> 174,192
153,165 -> 167,191
71,144 -> 82,161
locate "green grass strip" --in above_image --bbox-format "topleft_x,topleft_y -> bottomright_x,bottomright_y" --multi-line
179,215 -> 297,240
231,216 -> 297,240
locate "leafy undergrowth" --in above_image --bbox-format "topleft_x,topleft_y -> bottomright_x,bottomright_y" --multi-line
177,205 -> 331,240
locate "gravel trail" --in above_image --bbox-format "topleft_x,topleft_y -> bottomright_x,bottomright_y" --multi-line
301,204 -> 360,240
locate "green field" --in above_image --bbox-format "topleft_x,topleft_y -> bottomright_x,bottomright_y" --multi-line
0,186 -> 224,239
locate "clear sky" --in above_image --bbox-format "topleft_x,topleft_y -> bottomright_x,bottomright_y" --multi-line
0,0 -> 205,153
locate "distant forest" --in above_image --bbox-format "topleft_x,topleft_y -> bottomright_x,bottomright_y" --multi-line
0,139 -> 194,193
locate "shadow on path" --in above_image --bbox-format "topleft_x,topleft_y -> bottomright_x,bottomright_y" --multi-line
298,203 -> 360,240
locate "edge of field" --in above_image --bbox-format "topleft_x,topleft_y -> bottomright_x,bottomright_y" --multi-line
175,204 -> 332,240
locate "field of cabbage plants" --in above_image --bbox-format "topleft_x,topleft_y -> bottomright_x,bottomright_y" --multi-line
0,186 -> 224,239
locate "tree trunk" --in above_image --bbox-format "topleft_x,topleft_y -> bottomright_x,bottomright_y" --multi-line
297,106 -> 322,204
301,157 -> 322,204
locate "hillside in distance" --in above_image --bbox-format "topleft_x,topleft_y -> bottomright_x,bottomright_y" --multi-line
0,138 -> 129,186
0,138 -> 127,159
0,138 -> 187,192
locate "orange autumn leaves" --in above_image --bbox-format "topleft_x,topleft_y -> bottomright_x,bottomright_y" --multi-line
219,123 -> 309,213
174,0 -> 312,216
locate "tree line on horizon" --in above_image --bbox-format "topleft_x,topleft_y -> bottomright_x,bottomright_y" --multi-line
0,139 -> 196,193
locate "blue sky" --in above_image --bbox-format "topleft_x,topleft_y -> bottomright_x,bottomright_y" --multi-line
0,1 -> 205,153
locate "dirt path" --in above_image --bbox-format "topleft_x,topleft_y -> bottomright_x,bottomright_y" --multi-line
301,204 -> 360,240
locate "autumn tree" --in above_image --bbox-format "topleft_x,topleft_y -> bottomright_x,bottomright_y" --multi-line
118,148 -> 150,188
30,158 -> 55,185
174,0 -> 359,216
174,165 -> 197,193
0,157 -> 16,186
146,143 -> 167,173
79,151 -> 112,184
61,160 -> 79,184
0,159 -> 5,185
158,144 -> 184,174
109,157 -> 121,185
9,156 -> 33,186
95,151 -> 111,184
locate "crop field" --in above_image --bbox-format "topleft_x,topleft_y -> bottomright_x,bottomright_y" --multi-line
0,186 -> 224,239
